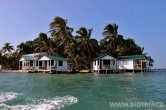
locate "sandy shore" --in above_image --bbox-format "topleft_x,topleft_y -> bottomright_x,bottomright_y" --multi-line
0,70 -> 28,73
0,69 -> 92,73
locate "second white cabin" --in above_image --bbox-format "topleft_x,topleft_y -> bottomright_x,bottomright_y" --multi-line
38,56 -> 68,73
92,54 -> 117,73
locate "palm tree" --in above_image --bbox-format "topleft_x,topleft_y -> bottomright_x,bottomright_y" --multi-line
17,41 -> 34,55
49,16 -> 77,71
101,23 -> 118,57
102,23 -> 118,39
0,43 -> 17,69
34,33 -> 53,54
0,49 -> 2,56
1,43 -> 14,57
115,35 -> 127,56
75,27 -> 99,69
49,16 -> 74,56
123,38 -> 142,55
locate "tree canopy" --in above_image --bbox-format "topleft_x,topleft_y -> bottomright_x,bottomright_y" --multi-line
0,16 -> 145,70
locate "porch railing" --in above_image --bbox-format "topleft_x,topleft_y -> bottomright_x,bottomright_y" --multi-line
38,65 -> 56,70
134,64 -> 141,70
102,64 -> 116,70
21,66 -> 34,70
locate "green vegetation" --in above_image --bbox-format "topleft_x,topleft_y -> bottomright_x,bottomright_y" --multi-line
0,16 -> 144,70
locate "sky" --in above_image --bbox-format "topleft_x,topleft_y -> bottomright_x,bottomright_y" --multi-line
0,0 -> 166,68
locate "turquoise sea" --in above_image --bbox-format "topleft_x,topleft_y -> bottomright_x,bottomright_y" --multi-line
0,71 -> 166,110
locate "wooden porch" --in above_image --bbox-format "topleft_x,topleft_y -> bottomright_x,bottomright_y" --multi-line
37,60 -> 57,73
94,59 -> 117,73
19,60 -> 37,72
133,59 -> 148,72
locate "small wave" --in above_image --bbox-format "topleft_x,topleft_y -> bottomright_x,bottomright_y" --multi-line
0,92 -> 22,103
0,95 -> 78,110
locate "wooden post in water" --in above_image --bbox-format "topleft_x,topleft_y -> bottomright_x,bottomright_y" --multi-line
133,61 -> 135,73
19,61 -> 20,71
49,60 -> 51,74
141,60 -> 143,72
38,60 -> 39,73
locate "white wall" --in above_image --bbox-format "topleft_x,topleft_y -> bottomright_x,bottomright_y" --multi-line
93,60 -> 100,70
146,60 -> 150,70
110,60 -> 117,70
34,61 -> 39,71
20,57 -> 25,61
57,61 -> 68,72
39,56 -> 50,60
118,60 -> 134,70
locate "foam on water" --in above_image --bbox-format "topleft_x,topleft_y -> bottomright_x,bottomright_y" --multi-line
0,93 -> 78,110
0,92 -> 22,103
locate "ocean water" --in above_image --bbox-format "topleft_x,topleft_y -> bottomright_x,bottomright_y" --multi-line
0,71 -> 165,110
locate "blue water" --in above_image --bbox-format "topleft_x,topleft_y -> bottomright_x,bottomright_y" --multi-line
0,71 -> 166,110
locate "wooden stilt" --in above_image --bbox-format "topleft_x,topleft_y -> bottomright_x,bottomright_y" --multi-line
141,60 -> 143,72
50,60 -> 51,74
19,61 -> 20,71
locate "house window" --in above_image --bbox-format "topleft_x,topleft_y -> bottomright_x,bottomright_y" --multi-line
20,62 -> 22,66
59,61 -> 63,66
94,61 -> 96,65
30,61 -> 33,66
39,61 -> 42,66
51,60 -> 54,66
137,60 -> 140,64
98,60 -> 99,65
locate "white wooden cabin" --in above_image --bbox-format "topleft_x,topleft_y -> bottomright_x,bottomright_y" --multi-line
117,55 -> 153,72
19,52 -> 47,72
38,56 -> 67,73
92,54 -> 117,73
